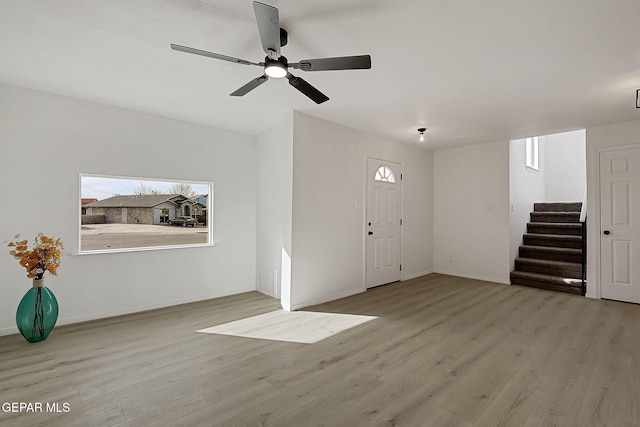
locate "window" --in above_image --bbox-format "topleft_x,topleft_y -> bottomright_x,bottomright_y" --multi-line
374,166 -> 396,183
526,137 -> 539,171
79,174 -> 213,253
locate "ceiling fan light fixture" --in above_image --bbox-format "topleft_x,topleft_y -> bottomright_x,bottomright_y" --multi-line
265,58 -> 287,78
418,127 -> 427,142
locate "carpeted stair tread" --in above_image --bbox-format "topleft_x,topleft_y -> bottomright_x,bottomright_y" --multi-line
527,222 -> 582,228
510,271 -> 583,295
534,202 -> 582,213
530,212 -> 581,223
523,233 -> 583,249
515,257 -> 581,268
510,270 -> 583,287
527,222 -> 583,236
515,257 -> 582,278
519,245 -> 582,263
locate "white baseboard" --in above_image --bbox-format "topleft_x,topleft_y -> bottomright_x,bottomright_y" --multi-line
0,326 -> 17,337
401,269 -> 434,281
0,287 -> 256,337
286,287 -> 365,311
281,302 -> 292,312
257,289 -> 280,299
433,269 -> 509,285
280,273 -> 435,312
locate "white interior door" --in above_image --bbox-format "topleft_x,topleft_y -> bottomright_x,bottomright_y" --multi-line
600,147 -> 640,303
366,158 -> 402,288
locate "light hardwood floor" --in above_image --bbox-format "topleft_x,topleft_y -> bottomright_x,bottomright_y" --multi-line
1,273 -> 639,426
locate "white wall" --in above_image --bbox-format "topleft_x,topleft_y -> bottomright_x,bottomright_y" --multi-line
509,139 -> 546,272
288,112 -> 433,310
255,117 -> 293,301
0,83 -> 257,335
433,141 -> 511,284
585,118 -> 640,299
542,129 -> 586,201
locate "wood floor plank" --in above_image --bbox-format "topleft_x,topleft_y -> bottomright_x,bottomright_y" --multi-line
1,274 -> 640,426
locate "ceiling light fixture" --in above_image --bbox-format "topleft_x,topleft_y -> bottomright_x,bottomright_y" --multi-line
637,89 -> 640,109
264,57 -> 288,79
418,127 -> 427,142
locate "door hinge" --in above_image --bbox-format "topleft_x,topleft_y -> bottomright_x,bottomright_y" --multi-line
401,173 -> 403,180
400,264 -> 402,271
400,218 -> 403,226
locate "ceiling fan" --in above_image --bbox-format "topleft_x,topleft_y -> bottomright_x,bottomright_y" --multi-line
170,1 -> 372,104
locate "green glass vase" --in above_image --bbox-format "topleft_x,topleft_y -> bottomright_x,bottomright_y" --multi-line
16,279 -> 58,343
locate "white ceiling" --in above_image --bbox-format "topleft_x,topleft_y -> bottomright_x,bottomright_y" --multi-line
2,0 -> 640,149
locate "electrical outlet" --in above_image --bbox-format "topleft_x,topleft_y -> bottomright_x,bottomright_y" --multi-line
448,255 -> 454,263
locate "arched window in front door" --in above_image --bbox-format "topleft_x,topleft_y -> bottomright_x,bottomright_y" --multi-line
374,166 -> 396,183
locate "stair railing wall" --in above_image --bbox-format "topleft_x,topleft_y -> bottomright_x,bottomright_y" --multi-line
581,219 -> 587,296
580,188 -> 587,296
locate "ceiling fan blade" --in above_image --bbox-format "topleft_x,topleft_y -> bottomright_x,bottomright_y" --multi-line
230,75 -> 269,97
290,55 -> 372,71
171,44 -> 260,66
286,73 -> 329,104
253,1 -> 281,59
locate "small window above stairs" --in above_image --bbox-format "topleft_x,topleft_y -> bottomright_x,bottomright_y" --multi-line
511,202 -> 586,295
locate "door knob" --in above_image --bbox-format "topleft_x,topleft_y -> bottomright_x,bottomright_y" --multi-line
603,230 -> 610,235
368,231 -> 374,236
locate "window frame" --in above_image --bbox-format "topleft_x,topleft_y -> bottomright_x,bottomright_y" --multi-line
525,137 -> 540,171
374,166 -> 397,183
78,173 -> 214,255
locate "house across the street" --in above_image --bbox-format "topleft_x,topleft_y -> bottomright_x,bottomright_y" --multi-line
82,194 -> 206,225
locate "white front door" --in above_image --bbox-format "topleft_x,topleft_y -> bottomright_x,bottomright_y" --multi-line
366,158 -> 402,288
600,147 -> 640,303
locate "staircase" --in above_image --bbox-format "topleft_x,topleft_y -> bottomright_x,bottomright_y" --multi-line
510,202 -> 586,295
